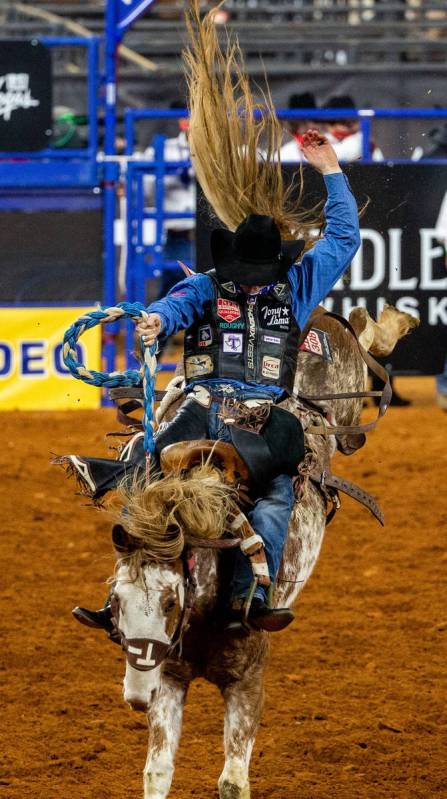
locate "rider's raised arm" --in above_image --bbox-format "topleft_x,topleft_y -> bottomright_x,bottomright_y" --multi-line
147,272 -> 215,338
287,170 -> 361,329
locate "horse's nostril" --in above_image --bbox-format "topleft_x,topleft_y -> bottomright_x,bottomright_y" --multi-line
148,688 -> 158,706
129,700 -> 148,713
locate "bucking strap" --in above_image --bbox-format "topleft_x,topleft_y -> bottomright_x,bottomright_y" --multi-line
310,470 -> 384,526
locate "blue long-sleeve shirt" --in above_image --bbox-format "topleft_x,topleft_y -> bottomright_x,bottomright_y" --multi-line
148,171 -> 360,396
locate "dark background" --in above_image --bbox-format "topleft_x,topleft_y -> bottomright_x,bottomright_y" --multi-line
0,205 -> 103,304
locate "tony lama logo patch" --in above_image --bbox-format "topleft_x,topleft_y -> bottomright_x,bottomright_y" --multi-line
222,332 -> 243,353
262,355 -> 280,379
185,354 -> 213,379
217,298 -> 241,323
261,305 -> 290,330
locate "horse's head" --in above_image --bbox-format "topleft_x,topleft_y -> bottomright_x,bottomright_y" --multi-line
111,449 -> 236,712
110,531 -> 187,712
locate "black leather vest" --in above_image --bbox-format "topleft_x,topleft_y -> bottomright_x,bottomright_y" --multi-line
183,271 -> 301,394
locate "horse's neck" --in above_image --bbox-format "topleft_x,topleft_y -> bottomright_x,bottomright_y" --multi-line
192,548 -> 220,614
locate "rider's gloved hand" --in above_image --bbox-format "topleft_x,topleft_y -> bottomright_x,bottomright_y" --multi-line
135,313 -> 163,346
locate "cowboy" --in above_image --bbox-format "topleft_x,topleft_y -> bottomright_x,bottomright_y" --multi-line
75,129 -> 360,636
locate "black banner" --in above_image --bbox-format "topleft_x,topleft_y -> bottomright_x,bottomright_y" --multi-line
0,41 -> 52,152
197,165 -> 447,375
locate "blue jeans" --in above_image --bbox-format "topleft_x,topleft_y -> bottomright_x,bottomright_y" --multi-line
207,398 -> 295,602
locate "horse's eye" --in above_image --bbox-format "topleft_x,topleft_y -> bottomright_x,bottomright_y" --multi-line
110,594 -> 120,618
164,598 -> 176,614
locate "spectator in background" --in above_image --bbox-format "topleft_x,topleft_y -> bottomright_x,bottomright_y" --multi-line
143,99 -> 196,298
412,122 -> 447,161
322,95 -> 384,162
51,105 -> 87,149
278,92 -> 319,162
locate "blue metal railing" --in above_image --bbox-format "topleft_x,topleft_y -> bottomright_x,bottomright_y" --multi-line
273,107 -> 447,162
125,106 -> 447,163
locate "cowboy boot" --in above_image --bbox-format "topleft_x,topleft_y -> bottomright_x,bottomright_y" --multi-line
72,599 -> 114,632
224,596 -> 294,637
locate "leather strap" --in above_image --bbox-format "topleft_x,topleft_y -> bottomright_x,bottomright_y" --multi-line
310,469 -> 384,526
185,535 -> 241,549
109,386 -> 165,402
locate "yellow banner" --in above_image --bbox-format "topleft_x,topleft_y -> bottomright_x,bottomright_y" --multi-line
0,307 -> 101,410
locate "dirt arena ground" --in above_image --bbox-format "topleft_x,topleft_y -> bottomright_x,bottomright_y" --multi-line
1,376 -> 446,799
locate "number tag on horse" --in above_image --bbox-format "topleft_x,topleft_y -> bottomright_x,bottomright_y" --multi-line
299,328 -> 333,362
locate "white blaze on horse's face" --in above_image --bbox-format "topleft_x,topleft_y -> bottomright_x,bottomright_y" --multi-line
112,561 -> 185,713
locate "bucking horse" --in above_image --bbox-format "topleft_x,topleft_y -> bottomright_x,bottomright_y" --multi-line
59,303 -> 416,799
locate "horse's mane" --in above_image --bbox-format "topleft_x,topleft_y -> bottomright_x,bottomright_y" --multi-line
114,464 -> 233,577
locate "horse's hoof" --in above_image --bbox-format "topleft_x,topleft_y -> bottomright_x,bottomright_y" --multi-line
219,779 -> 250,799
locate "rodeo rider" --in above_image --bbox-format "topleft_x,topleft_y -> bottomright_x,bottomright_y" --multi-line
75,129 -> 360,636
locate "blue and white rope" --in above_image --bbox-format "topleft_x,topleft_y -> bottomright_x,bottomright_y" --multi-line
62,302 -> 157,456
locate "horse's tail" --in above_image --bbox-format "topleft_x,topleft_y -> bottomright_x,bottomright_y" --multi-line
114,464 -> 233,567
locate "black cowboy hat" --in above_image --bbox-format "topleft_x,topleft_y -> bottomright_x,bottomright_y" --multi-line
323,95 -> 357,124
211,214 -> 305,284
323,95 -> 357,110
288,91 -> 317,110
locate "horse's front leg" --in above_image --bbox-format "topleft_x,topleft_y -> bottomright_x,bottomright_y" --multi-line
218,661 -> 265,799
143,674 -> 188,799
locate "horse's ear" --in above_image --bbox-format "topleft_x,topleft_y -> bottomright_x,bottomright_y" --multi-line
112,523 -> 136,554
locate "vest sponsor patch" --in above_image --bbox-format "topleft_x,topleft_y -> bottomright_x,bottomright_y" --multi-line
261,355 -> 280,379
185,354 -> 213,379
273,283 -> 288,299
221,281 -> 237,294
218,320 -> 245,330
260,304 -> 290,330
299,328 -> 333,361
198,325 -> 212,347
217,298 -> 241,323
263,334 -> 281,345
222,332 -> 243,354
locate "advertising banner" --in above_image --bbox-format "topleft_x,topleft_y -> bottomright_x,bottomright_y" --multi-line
0,307 -> 101,411
196,164 -> 447,374
0,41 -> 52,152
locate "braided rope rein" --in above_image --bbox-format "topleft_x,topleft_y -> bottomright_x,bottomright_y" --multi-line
62,302 -> 157,460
